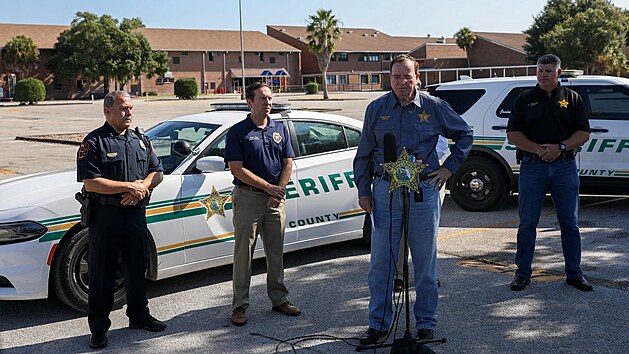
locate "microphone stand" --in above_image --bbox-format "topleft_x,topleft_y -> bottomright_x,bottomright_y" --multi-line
357,148 -> 445,353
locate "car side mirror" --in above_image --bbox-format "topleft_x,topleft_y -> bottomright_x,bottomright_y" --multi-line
196,156 -> 228,172
172,140 -> 192,157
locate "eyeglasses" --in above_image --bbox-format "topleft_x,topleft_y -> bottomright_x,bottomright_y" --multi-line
391,75 -> 415,81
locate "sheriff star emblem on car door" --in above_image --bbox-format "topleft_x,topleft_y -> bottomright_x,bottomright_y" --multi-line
199,186 -> 230,219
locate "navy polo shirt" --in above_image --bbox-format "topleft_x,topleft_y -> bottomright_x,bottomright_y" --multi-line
224,114 -> 295,186
77,122 -> 163,183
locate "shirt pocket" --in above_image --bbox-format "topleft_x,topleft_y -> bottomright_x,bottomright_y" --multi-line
101,152 -> 125,179
136,150 -> 149,176
373,120 -> 396,143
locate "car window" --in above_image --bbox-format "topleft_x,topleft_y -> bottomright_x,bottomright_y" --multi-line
495,86 -> 533,118
203,134 -> 227,158
293,121 -> 347,156
146,121 -> 219,174
429,89 -> 486,115
345,127 -> 360,148
573,85 -> 629,120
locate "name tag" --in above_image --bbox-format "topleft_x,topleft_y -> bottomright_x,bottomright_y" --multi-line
107,152 -> 118,158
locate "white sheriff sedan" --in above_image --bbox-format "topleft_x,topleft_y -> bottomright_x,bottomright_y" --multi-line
0,103 -> 370,312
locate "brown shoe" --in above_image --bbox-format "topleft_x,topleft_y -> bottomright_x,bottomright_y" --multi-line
394,278 -> 403,293
231,307 -> 247,326
272,301 -> 301,316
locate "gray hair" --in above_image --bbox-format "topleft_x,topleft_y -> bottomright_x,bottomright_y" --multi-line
537,54 -> 561,69
103,91 -> 130,108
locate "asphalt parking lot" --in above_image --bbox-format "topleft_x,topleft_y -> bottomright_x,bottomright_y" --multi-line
1,92 -> 628,353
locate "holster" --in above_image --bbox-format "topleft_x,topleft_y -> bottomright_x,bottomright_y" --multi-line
75,189 -> 97,227
516,148 -> 523,164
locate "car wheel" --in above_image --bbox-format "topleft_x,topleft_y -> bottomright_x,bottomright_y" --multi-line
450,157 -> 506,212
50,228 -> 126,313
361,213 -> 372,246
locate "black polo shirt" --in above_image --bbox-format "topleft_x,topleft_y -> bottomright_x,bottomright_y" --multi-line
507,83 -> 590,144
77,122 -> 163,183
224,114 -> 295,186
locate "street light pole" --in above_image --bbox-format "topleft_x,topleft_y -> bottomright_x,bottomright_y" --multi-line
239,0 -> 246,100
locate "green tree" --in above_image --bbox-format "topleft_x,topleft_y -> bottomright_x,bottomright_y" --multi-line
541,1 -> 629,74
454,27 -> 476,67
2,35 -> 39,80
524,0 -> 575,62
306,9 -> 342,100
48,12 -> 169,93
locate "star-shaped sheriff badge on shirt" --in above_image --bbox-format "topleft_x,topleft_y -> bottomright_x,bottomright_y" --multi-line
558,99 -> 569,109
381,148 -> 428,193
199,185 -> 230,219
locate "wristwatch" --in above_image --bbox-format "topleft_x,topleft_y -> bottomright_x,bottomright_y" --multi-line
559,142 -> 567,153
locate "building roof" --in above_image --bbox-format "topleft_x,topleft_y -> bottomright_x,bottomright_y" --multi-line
268,25 -> 450,53
0,23 -> 299,52
0,23 -> 69,49
474,32 -> 527,53
138,28 -> 298,52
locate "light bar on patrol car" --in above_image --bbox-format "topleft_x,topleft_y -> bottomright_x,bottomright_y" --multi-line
209,102 -> 291,114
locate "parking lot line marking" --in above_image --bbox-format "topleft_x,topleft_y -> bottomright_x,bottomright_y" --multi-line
438,196 -> 628,241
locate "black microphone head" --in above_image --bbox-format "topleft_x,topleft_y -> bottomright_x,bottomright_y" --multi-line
383,132 -> 397,163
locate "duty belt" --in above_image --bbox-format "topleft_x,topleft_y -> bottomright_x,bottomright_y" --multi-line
522,151 -> 575,161
374,172 -> 433,182
236,184 -> 267,193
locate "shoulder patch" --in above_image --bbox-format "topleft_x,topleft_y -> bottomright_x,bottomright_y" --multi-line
78,142 -> 89,160
273,132 -> 282,143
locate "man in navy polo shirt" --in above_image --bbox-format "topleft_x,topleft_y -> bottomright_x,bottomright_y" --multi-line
224,82 -> 299,326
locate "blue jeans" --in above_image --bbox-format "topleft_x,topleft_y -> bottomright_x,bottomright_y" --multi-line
368,178 -> 440,331
515,157 -> 582,279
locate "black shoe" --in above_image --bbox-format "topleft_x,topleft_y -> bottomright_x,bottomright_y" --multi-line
89,333 -> 108,349
416,328 -> 434,341
359,327 -> 388,345
510,275 -> 531,291
566,275 -> 593,291
129,316 -> 167,332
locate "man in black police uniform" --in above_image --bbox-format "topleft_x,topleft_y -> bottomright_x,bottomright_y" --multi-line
77,91 -> 166,349
507,54 -> 592,292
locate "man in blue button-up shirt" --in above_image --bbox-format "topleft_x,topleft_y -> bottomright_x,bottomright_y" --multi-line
353,54 -> 472,344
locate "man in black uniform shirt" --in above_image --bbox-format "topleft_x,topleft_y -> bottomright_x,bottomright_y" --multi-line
77,91 -> 166,349
506,54 -> 592,292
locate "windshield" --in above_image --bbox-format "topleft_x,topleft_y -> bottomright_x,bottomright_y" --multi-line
146,121 -> 219,174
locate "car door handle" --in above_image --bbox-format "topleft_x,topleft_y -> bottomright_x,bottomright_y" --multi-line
491,125 -> 507,131
590,127 -> 609,133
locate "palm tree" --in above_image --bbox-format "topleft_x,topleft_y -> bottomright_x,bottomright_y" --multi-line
306,9 -> 342,100
3,35 -> 39,80
454,27 -> 477,67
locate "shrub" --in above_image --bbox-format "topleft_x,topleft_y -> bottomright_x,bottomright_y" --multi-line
146,91 -> 158,96
14,77 -> 46,104
174,78 -> 198,99
305,81 -> 319,94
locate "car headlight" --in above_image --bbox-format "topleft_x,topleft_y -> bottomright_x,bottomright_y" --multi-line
0,221 -> 48,245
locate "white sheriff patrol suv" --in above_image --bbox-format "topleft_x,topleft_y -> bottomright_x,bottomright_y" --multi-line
428,74 -> 629,211
0,103 -> 369,312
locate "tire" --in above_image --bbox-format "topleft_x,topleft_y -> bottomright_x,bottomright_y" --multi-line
361,213 -> 372,246
449,156 -> 507,212
50,228 -> 126,313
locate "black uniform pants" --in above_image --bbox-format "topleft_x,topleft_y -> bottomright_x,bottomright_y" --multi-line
88,204 -> 150,334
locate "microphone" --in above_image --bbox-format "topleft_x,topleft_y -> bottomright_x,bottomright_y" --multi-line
383,132 -> 397,163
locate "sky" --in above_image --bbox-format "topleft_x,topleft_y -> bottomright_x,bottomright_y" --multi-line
4,0 -> 629,38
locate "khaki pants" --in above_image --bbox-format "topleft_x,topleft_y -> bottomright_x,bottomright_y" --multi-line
231,187 -> 289,310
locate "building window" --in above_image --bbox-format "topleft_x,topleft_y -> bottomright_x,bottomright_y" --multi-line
54,83 -> 63,92
361,74 -> 369,84
358,53 -> 367,62
156,77 -> 175,85
371,74 -> 380,84
208,52 -> 215,62
359,53 -> 379,62
76,80 -> 85,92
259,52 -> 264,62
337,52 -> 348,61
182,51 -> 189,56
331,53 -> 336,61
326,75 -> 337,85
172,56 -> 180,64
383,53 -> 393,61
339,74 -> 348,85
270,56 -> 276,64
210,82 -> 216,89
369,53 -> 379,62
238,56 -> 242,63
